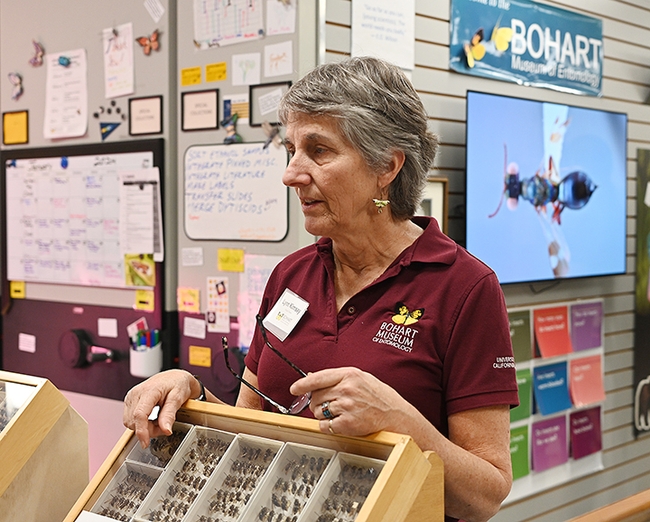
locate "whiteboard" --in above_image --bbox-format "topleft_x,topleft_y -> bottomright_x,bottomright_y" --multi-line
5,150 -> 154,287
184,142 -> 288,241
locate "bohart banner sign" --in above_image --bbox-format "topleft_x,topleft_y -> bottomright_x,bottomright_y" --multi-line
450,0 -> 603,96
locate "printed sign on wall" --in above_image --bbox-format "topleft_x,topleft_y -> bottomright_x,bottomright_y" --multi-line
450,0 -> 603,96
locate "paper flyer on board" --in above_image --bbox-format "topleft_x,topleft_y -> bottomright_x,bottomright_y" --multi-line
534,306 -> 572,357
43,49 -> 88,139
103,22 -> 135,99
509,309 -> 532,363
532,416 -> 568,472
569,355 -> 606,407
570,301 -> 604,351
533,361 -> 573,415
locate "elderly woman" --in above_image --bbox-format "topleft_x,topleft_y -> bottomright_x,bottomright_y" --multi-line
124,57 -> 518,522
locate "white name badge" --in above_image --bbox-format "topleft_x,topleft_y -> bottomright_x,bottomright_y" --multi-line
262,288 -> 309,341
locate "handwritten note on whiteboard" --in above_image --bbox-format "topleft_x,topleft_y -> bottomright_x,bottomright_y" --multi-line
184,142 -> 288,241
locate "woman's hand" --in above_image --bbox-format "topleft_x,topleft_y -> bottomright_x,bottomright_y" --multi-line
123,369 -> 201,448
289,367 -> 406,436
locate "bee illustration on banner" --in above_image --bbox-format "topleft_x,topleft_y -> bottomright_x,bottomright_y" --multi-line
136,29 -> 161,56
463,28 -> 485,68
8,72 -> 23,100
490,15 -> 513,52
29,40 -> 45,67
462,17 -> 513,69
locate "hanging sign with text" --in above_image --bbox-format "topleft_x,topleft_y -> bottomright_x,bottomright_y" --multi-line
450,0 -> 603,96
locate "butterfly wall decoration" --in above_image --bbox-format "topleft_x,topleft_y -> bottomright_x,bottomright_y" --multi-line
136,29 -> 160,56
29,40 -> 45,67
8,72 -> 23,100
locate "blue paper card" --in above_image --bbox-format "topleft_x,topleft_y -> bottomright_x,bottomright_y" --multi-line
533,361 -> 573,415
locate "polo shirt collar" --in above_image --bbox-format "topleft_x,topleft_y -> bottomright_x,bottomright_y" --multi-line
315,216 -> 457,269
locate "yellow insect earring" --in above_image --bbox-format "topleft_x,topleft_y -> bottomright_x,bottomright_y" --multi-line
373,199 -> 390,214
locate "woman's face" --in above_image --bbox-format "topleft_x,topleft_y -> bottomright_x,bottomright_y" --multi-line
282,113 -> 382,239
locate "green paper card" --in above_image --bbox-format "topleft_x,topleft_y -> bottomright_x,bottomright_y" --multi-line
510,425 -> 530,480
509,310 -> 532,363
511,368 -> 532,422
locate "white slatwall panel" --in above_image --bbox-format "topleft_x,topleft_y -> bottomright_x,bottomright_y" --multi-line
323,0 -> 650,519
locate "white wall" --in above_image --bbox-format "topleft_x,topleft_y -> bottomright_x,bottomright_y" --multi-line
323,0 -> 650,519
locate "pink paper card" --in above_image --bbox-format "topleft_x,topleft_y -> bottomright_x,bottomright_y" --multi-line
570,355 -> 606,407
532,416 -> 568,472
570,301 -> 603,351
570,406 -> 602,459
534,305 -> 572,358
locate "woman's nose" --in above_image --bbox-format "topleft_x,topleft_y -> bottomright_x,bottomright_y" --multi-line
282,153 -> 310,187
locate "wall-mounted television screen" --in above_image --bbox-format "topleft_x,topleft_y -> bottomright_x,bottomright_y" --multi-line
465,91 -> 627,285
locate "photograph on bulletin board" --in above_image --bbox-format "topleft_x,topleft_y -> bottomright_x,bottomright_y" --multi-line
182,89 -> 219,131
249,81 -> 291,127
129,95 -> 163,135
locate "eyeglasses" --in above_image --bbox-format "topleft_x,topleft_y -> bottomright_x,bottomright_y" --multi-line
222,315 -> 311,415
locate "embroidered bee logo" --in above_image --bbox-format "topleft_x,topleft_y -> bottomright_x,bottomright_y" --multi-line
392,303 -> 424,325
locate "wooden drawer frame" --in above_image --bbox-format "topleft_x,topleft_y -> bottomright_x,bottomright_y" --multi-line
65,400 -> 444,522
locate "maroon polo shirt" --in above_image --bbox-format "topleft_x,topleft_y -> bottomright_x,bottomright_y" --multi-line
245,217 -> 519,437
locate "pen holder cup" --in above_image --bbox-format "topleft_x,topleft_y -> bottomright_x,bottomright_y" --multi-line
130,342 -> 162,378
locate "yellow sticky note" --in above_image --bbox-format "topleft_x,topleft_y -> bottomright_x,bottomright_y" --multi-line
135,289 -> 155,311
10,281 -> 26,299
217,248 -> 245,272
206,62 -> 227,82
177,287 -> 201,313
189,345 -> 212,367
181,66 -> 202,86
3,111 -> 28,145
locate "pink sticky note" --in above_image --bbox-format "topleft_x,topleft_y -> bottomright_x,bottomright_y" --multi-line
570,355 -> 606,407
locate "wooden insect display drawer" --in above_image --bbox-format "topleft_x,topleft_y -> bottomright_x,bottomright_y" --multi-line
65,401 -> 444,522
0,370 -> 89,522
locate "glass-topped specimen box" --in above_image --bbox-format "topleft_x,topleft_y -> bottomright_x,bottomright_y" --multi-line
0,370 -> 89,522
65,401 -> 444,522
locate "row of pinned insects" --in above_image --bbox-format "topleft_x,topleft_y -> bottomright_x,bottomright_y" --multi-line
86,422 -> 385,522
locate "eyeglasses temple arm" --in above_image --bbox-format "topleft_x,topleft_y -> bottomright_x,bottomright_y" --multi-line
256,315 -> 308,377
221,337 -> 291,415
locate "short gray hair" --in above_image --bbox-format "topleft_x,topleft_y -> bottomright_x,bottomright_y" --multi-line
278,56 -> 439,219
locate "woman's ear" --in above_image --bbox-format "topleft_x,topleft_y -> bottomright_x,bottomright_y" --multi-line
378,149 -> 406,190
